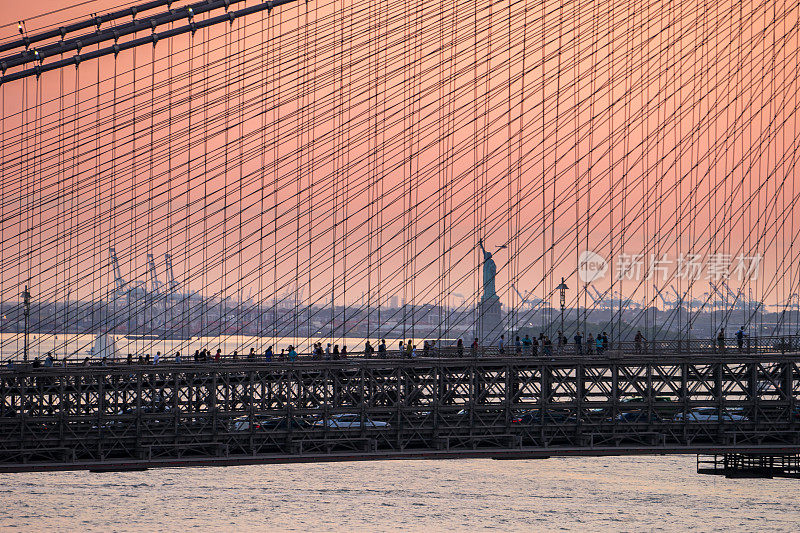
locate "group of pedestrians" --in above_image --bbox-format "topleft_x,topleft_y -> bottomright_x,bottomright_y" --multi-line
496,333 -> 554,356
13,326 -> 766,368
310,342 -> 350,360
497,332 -> 609,357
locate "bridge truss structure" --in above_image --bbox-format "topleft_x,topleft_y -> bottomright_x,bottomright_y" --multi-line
1,349 -> 799,471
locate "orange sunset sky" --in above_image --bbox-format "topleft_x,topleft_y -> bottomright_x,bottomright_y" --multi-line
1,0 -> 798,311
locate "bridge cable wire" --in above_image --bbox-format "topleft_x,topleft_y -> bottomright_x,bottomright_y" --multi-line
2,0 -> 800,358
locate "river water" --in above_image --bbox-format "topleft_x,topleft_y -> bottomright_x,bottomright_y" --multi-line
1,455 -> 799,531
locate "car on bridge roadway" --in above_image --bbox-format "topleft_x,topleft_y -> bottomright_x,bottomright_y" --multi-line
619,396 -> 678,417
608,409 -> 662,423
313,413 -> 390,429
511,409 -> 571,425
93,405 -> 173,429
672,407 -> 748,422
229,416 -> 312,431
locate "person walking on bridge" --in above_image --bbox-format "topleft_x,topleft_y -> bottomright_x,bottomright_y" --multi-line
736,326 -> 747,353
522,334 -> 532,355
635,330 -> 646,354
574,332 -> 583,355
717,328 -> 726,354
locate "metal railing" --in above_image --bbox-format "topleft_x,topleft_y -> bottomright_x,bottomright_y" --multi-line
4,334 -> 800,369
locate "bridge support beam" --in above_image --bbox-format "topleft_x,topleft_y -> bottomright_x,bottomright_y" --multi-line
1,355 -> 800,471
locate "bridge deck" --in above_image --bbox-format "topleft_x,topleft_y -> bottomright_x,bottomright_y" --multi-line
2,352 -> 799,472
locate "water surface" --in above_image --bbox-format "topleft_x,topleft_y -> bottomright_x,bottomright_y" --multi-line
2,456 -> 799,531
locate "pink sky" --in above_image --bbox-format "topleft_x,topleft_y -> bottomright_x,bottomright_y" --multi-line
1,0 -> 799,311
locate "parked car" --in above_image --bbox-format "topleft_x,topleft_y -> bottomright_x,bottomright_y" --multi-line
672,407 -> 748,422
313,413 -> 390,428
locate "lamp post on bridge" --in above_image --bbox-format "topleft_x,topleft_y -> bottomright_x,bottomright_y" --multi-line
22,286 -> 31,362
556,277 -> 568,339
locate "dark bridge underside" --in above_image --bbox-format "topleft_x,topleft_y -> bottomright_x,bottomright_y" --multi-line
2,354 -> 799,473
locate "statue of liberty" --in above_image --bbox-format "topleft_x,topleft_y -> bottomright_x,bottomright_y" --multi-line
478,238 -> 497,302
